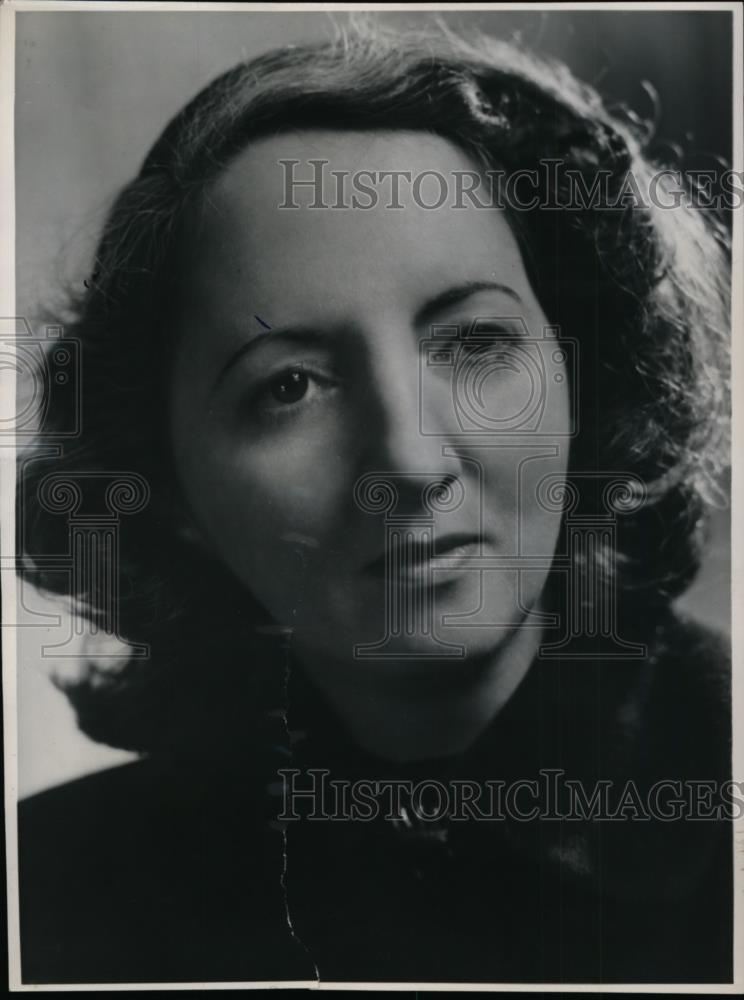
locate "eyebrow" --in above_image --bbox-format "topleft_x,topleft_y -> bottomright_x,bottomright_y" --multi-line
213,329 -> 328,394
414,280 -> 523,327
212,279 -> 523,392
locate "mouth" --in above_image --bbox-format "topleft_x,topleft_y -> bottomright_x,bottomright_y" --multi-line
364,532 -> 484,582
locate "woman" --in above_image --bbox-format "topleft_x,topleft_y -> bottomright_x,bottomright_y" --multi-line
17,21 -> 732,985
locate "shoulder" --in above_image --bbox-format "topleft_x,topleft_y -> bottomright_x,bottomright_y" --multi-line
17,758 -> 296,983
18,755 -> 276,879
536,609 -> 733,900
21,758 -> 163,821
632,609 -> 731,776
550,607 -> 731,780
651,608 -> 730,685
19,758 -> 205,865
590,611 -> 732,896
18,759 -> 206,927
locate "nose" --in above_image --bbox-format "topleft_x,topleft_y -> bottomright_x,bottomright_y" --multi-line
356,328 -> 463,499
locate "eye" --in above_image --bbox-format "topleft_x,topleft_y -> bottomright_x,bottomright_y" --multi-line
268,368 -> 309,404
245,364 -> 340,425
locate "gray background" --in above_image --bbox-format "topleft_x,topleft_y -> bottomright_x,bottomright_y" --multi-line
15,8 -> 732,796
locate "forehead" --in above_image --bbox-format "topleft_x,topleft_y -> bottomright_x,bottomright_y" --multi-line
183,129 -> 531,324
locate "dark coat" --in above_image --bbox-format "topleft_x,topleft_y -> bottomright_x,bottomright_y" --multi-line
18,610 -> 733,985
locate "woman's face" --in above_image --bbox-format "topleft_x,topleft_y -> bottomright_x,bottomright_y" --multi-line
171,130 -> 570,683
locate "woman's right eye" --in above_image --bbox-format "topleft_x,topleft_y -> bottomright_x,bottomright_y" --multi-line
243,364 -> 340,425
267,368 -> 309,404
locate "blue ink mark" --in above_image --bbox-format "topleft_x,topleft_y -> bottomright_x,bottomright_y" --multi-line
254,315 -> 272,331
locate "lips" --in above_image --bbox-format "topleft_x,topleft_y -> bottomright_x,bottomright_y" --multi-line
364,532 -> 483,579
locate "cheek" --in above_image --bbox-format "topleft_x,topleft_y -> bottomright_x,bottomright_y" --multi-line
480,449 -> 566,540
173,421 -> 354,585
474,370 -> 570,557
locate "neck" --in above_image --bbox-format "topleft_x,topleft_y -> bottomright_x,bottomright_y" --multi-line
294,611 -> 544,763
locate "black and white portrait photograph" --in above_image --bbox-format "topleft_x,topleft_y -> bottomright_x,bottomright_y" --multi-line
3,0 -> 741,990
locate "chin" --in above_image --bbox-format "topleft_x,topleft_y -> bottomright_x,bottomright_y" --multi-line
309,614 -> 524,668
296,569 -> 540,663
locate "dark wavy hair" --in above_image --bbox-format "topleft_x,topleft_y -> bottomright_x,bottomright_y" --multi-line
17,21 -> 730,756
